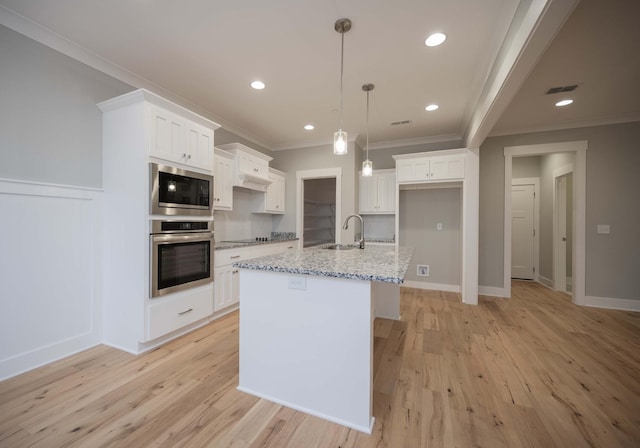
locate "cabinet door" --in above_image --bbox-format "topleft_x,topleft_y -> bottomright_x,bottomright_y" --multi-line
377,172 -> 396,213
186,124 -> 214,171
149,107 -> 185,165
396,158 -> 430,182
214,155 -> 233,210
430,155 -> 465,180
359,175 -> 377,213
230,267 -> 240,306
265,172 -> 285,213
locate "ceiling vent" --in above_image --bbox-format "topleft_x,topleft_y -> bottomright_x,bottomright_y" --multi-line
545,84 -> 579,94
391,120 -> 412,126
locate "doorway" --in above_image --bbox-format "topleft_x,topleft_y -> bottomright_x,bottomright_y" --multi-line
296,168 -> 342,248
503,141 -> 587,305
302,178 -> 336,247
511,179 -> 539,281
554,167 -> 573,293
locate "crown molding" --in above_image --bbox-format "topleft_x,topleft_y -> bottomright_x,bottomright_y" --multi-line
489,114 -> 640,138
0,5 -> 270,150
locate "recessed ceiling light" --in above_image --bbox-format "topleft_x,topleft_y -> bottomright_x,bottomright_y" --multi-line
555,99 -> 573,107
250,80 -> 266,90
304,124 -> 315,130
425,33 -> 446,47
425,104 -> 439,111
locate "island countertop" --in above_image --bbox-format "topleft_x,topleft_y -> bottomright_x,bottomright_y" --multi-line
233,244 -> 414,284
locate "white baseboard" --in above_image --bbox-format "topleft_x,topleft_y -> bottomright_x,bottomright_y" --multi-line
582,296 -> 640,312
237,386 -> 374,434
402,280 -> 460,293
537,275 -> 553,288
0,335 -> 101,381
479,285 -> 510,298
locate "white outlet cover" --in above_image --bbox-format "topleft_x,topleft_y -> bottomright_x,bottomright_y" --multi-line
288,276 -> 307,290
596,224 -> 610,234
437,223 -> 443,230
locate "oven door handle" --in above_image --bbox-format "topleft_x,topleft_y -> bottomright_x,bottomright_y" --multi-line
151,232 -> 215,244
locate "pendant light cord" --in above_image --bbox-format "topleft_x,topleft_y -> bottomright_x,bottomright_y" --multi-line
339,31 -> 345,131
366,89 -> 370,159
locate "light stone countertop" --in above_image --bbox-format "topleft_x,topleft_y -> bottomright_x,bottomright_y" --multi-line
233,244 -> 414,284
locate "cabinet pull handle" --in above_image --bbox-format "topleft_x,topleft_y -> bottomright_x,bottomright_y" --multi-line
287,246 -> 293,249
178,308 -> 193,316
232,270 -> 239,274
230,255 -> 240,259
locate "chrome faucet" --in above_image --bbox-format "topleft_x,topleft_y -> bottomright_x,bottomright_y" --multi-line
343,214 -> 365,249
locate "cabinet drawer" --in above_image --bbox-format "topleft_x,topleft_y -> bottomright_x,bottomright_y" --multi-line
146,288 -> 213,341
214,247 -> 253,267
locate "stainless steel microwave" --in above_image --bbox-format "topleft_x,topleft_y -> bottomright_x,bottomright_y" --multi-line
150,163 -> 213,217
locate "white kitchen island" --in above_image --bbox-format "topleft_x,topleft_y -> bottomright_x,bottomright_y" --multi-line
234,244 -> 413,433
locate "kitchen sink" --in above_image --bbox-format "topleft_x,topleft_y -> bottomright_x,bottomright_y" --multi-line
324,244 -> 356,250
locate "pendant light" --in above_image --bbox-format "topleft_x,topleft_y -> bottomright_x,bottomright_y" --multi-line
333,18 -> 351,155
361,83 -> 374,177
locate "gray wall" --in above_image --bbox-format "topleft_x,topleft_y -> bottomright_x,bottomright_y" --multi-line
512,156 -> 541,179
399,188 -> 461,285
271,143 -> 358,242
0,25 -> 134,187
480,121 -> 640,300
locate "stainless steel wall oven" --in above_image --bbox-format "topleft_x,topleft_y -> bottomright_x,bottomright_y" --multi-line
150,163 -> 213,216
150,220 -> 214,298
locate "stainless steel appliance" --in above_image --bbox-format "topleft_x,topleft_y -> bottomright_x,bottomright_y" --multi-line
150,220 -> 214,297
150,163 -> 213,216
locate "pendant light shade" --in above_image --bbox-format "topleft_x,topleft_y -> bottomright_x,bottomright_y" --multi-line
333,18 -> 351,155
362,83 -> 374,176
334,130 -> 348,155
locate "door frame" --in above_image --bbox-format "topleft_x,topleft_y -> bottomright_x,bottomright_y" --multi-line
503,141 -> 587,305
511,177 -> 540,282
296,168 -> 343,247
553,164 -> 573,293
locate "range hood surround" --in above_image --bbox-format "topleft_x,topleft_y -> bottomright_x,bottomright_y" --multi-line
217,142 -> 273,192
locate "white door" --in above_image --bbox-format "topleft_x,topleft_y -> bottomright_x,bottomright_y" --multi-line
554,175 -> 568,292
511,184 -> 535,280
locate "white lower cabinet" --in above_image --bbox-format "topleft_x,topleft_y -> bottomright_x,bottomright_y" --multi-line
214,241 -> 297,312
146,286 -> 214,341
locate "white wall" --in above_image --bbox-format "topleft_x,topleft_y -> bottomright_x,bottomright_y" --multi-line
214,189 -> 273,241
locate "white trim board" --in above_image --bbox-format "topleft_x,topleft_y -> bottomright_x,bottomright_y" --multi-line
582,296 -> 640,312
503,141 -> 588,306
402,281 -> 461,293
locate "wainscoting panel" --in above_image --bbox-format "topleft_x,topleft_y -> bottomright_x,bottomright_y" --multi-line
0,179 -> 102,380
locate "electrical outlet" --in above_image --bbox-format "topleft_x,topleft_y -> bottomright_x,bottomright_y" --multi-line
417,265 -> 429,277
437,223 -> 443,230
288,276 -> 307,290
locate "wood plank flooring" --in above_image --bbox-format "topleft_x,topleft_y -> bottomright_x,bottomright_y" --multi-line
1,281 -> 639,447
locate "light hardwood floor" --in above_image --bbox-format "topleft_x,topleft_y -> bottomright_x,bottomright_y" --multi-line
1,281 -> 639,447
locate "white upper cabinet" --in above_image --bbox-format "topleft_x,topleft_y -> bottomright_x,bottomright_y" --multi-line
214,148 -> 234,211
148,105 -> 215,172
359,169 -> 395,214
257,168 -> 286,214
395,151 -> 465,183
217,143 -> 273,192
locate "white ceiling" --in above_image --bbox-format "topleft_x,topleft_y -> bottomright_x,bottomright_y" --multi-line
1,0 -> 638,151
